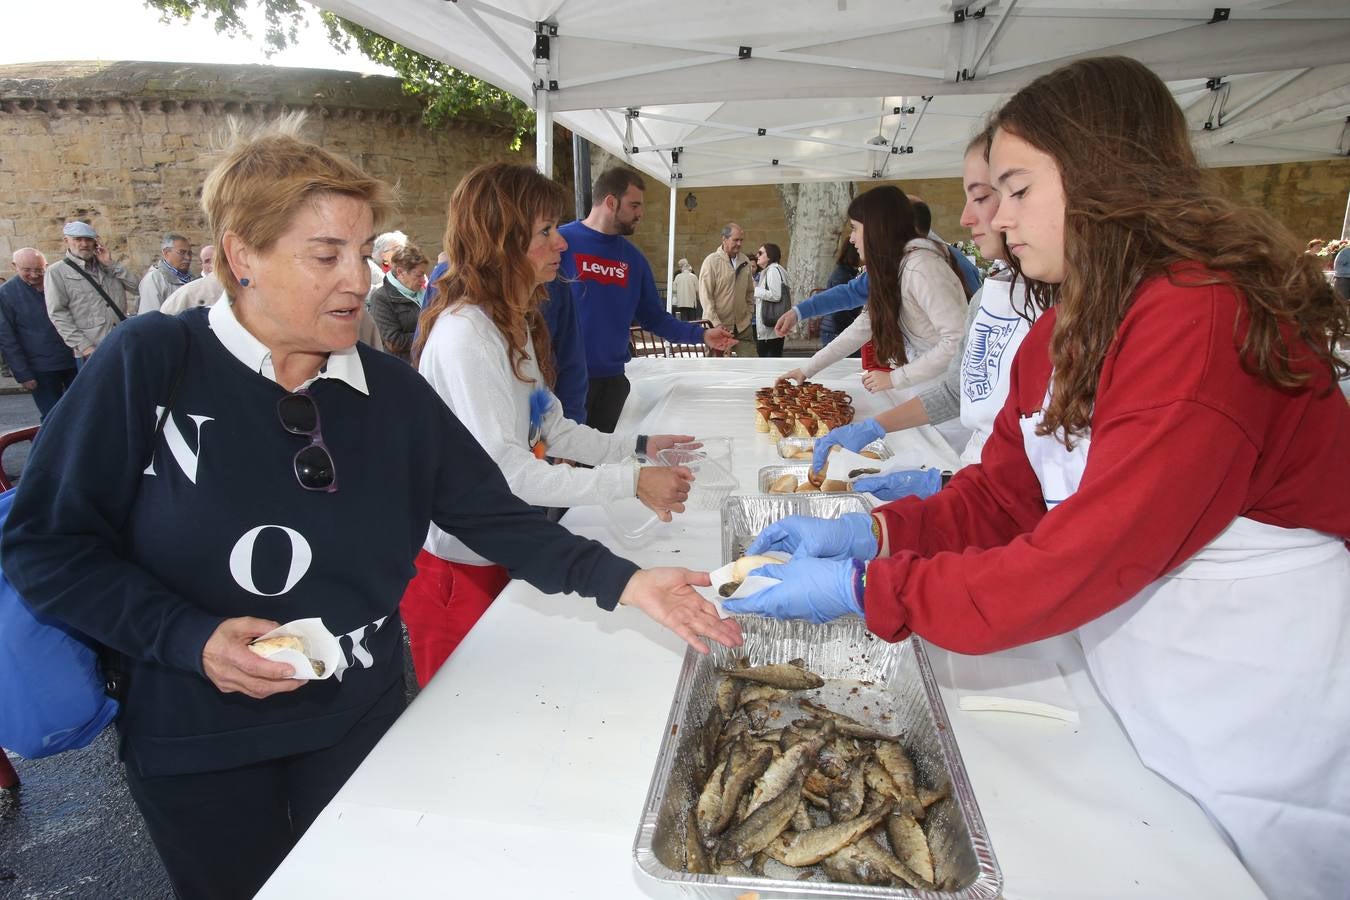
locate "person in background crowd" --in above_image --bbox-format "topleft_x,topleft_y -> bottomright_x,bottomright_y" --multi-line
911,201 -> 982,297
367,230 -> 407,291
698,223 -> 757,358
1,120 -> 741,900
160,244 -> 222,315
404,162 -> 711,683
560,167 -> 736,433
138,232 -> 195,315
818,240 -> 861,352
671,257 -> 700,321
44,220 -> 137,364
810,127 -> 1038,501
424,250 -> 449,308
1334,243 -> 1350,301
0,249 -> 77,419
725,56 -> 1349,900
752,243 -> 789,358
368,243 -> 427,363
778,188 -> 967,402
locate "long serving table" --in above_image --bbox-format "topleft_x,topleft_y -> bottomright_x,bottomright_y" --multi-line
258,357 -> 1264,899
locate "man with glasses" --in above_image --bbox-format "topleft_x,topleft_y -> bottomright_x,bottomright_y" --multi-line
45,220 -> 137,365
138,233 -> 197,315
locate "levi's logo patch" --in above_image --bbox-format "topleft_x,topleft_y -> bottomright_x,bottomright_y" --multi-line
576,253 -> 629,285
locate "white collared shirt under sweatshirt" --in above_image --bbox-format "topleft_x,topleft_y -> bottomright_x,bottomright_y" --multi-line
798,238 -> 967,389
418,302 -> 639,565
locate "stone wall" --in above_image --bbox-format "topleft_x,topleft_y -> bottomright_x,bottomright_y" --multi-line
2,61 -> 1346,295
0,61 -> 536,278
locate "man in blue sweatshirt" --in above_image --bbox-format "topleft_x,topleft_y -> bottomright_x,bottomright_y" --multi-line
560,167 -> 736,432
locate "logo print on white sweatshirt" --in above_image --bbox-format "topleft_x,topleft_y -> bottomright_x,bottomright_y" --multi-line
962,308 -> 1021,403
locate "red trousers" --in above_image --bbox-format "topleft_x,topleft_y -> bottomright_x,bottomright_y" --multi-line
860,341 -> 894,372
399,550 -> 510,688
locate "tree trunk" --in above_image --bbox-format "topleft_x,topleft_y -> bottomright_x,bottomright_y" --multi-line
778,181 -> 855,340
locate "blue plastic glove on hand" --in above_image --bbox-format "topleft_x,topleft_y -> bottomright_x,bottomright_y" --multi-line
745,512 -> 878,561
811,418 -> 885,472
721,558 -> 864,624
852,468 -> 943,501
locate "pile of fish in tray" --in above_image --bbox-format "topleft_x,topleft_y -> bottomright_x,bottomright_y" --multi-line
685,659 -> 955,890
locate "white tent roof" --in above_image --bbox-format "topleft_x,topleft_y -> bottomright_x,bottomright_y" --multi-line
312,0 -> 1350,185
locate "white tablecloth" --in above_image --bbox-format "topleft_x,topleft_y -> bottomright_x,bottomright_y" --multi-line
258,357 -> 1263,900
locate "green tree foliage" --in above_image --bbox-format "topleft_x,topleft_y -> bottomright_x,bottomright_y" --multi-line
145,0 -> 534,147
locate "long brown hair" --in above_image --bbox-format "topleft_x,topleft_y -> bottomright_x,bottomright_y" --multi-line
412,162 -> 568,386
993,56 -> 1348,442
847,186 -> 963,366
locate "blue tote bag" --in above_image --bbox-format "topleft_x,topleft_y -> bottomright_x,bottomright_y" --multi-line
0,487 -> 119,758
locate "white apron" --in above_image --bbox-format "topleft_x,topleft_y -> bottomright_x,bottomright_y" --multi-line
1020,400 -> 1350,900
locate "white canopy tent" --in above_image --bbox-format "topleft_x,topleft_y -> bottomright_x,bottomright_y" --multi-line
312,0 -> 1350,287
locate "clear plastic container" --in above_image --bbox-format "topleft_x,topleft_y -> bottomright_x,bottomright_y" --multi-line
602,438 -> 739,545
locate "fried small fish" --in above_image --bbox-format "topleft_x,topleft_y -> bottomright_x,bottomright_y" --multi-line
686,806 -> 712,874
718,663 -> 825,690
714,746 -> 774,835
874,741 -> 924,819
827,757 -> 867,822
847,467 -> 881,479
797,698 -> 896,742
885,810 -> 935,885
767,800 -> 893,867
716,772 -> 805,864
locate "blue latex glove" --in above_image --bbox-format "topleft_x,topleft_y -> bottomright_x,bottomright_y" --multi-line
852,468 -> 943,501
721,558 -> 864,624
745,512 -> 878,561
812,418 -> 885,472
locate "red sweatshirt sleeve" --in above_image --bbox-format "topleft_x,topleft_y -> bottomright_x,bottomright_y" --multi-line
863,278 -> 1283,653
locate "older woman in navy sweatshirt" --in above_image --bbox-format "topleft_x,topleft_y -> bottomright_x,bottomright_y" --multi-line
0,120 -> 741,900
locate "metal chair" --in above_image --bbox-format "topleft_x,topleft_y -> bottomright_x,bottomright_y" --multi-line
628,320 -> 725,359
0,425 -> 39,492
0,425 -> 37,788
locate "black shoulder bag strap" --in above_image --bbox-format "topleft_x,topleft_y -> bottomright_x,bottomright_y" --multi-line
63,258 -> 128,322
102,320 -> 192,703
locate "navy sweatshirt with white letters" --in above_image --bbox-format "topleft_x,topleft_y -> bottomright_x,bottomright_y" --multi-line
1,307 -> 638,777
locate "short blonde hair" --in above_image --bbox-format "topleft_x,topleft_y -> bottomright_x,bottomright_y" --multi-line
201,115 -> 395,299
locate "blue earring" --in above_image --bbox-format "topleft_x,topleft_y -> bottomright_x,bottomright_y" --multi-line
239,277 -> 250,287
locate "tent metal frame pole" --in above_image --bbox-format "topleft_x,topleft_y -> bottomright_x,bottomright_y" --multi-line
666,185 -> 677,313
455,1 -> 533,80
1218,69 -> 1311,128
536,91 -> 554,175
629,111 -> 904,154
967,0 -> 1020,81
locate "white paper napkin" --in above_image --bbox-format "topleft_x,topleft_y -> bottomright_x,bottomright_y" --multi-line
250,617 -> 345,681
824,448 -> 937,484
949,654 -> 1079,723
702,552 -> 790,616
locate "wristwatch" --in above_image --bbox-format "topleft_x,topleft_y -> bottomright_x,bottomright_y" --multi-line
635,434 -> 650,457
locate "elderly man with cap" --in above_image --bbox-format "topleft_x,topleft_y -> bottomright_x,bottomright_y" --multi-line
0,249 -> 77,419
137,232 -> 195,315
44,221 -> 137,364
671,257 -> 700,321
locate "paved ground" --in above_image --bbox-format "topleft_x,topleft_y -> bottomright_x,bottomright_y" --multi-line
0,341 -> 820,899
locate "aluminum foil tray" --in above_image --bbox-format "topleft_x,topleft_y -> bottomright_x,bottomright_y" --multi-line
777,436 -> 893,462
720,494 -> 871,562
633,616 -> 1002,899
